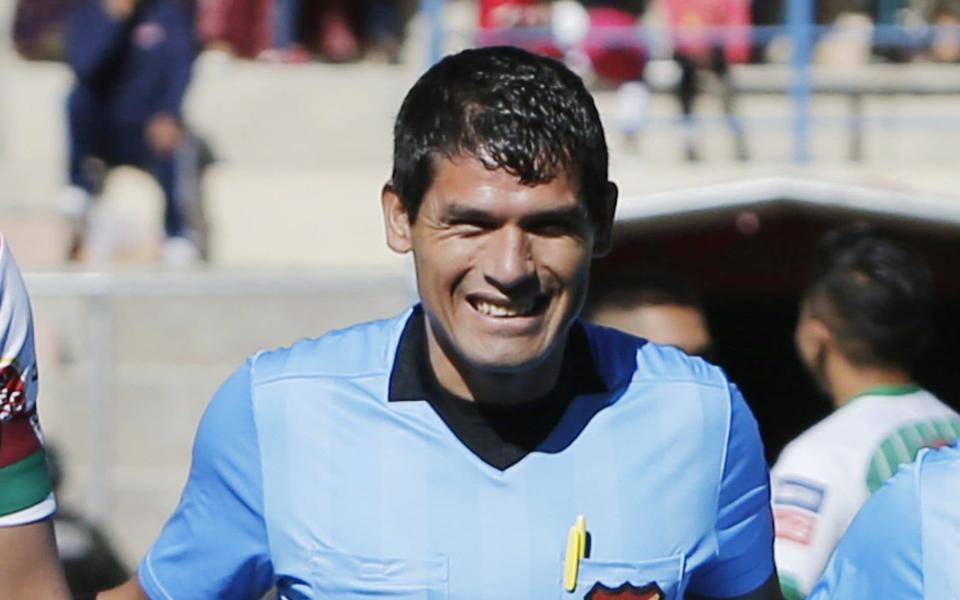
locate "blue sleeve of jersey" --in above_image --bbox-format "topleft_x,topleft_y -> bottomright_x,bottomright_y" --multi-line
687,384 -> 775,598
807,461 -> 923,600
138,361 -> 273,599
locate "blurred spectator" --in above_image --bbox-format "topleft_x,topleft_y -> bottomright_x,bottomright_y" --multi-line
263,0 -> 311,62
12,0 -> 79,61
260,0 -> 411,63
476,0 -> 555,53
661,0 -> 751,161
577,0 -> 647,84
567,1 -> 650,145
62,0 -> 210,264
46,445 -> 128,597
770,225 -> 959,599
585,269 -> 713,357
364,0 -> 409,63
310,0 -> 362,62
930,0 -> 960,61
196,0 -> 272,58
478,1 -> 650,144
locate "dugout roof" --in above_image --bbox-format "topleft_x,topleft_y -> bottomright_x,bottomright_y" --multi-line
597,175 -> 960,460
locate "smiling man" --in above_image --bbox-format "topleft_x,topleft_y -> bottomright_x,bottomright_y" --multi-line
100,47 -> 780,600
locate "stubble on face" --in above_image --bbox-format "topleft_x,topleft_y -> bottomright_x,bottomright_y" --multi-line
406,155 -> 598,404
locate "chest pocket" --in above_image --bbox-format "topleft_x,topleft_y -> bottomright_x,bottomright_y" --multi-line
562,554 -> 685,599
311,548 -> 448,599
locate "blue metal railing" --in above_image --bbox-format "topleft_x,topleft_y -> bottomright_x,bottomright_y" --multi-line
419,0 -> 960,165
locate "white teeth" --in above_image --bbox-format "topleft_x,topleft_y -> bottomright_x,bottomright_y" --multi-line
474,298 -> 535,317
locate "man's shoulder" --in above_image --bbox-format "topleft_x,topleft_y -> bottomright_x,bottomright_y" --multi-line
583,321 -> 727,389
248,310 -> 411,385
772,408 -> 873,485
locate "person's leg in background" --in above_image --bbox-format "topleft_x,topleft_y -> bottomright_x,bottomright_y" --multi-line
265,0 -> 311,62
149,135 -> 207,264
710,44 -> 749,161
365,0 -> 401,63
674,51 -> 700,162
62,87 -> 107,259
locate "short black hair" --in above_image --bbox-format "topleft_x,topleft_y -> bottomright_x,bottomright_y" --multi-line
804,224 -> 933,369
391,46 -> 609,222
585,269 -> 703,319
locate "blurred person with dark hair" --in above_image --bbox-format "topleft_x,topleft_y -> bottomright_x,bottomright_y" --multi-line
771,224 -> 959,600
663,0 -> 751,161
586,270 -> 713,357
62,0 -> 209,264
97,46 -> 782,600
12,0 -> 79,61
0,235 -> 70,599
44,444 -> 128,597
806,440 -> 960,599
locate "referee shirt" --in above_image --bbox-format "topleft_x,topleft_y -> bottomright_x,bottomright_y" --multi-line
139,306 -> 775,599
808,441 -> 960,599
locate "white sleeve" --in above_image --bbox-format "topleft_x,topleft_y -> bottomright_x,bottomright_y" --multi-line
0,235 -> 56,524
770,443 -> 861,599
0,236 -> 38,420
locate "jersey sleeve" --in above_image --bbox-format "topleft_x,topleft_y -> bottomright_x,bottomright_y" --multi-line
0,236 -> 55,526
687,383 -> 775,598
770,439 -> 858,599
138,361 -> 273,599
806,459 -> 923,600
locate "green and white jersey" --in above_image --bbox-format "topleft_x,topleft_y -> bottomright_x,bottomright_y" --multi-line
770,385 -> 959,600
0,235 -> 55,526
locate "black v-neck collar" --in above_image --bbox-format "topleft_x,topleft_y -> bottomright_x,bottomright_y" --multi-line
388,306 -> 608,470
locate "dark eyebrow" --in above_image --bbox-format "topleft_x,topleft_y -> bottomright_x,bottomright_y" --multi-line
519,204 -> 590,224
441,202 -> 590,224
442,204 -> 499,222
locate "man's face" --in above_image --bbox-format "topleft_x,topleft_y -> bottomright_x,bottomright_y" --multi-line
383,155 -> 614,374
591,303 -> 712,357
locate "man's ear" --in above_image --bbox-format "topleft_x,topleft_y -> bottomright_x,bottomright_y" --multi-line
592,181 -> 618,257
796,309 -> 834,359
381,182 -> 412,254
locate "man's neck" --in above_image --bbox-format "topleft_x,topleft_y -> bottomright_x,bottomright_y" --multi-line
425,329 -> 568,406
827,357 -> 913,409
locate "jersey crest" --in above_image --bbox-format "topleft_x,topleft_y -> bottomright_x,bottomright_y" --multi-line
0,362 -> 30,421
586,581 -> 664,599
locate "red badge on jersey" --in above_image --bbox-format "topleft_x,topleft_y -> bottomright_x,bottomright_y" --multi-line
774,507 -> 817,545
586,582 -> 664,600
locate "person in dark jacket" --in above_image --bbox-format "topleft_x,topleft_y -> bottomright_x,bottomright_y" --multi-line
63,0 -> 208,263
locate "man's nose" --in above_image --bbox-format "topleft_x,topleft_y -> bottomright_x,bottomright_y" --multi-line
482,226 -> 537,291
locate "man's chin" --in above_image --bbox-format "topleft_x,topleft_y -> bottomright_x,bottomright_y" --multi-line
464,352 -> 545,374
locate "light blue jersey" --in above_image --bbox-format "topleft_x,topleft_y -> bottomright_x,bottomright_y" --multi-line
809,441 -> 960,600
139,308 -> 774,599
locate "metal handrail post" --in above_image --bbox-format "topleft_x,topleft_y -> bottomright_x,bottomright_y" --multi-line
87,291 -> 114,525
788,0 -> 814,164
423,0 -> 445,67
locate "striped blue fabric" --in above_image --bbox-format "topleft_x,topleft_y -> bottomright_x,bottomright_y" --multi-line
809,441 -> 960,600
